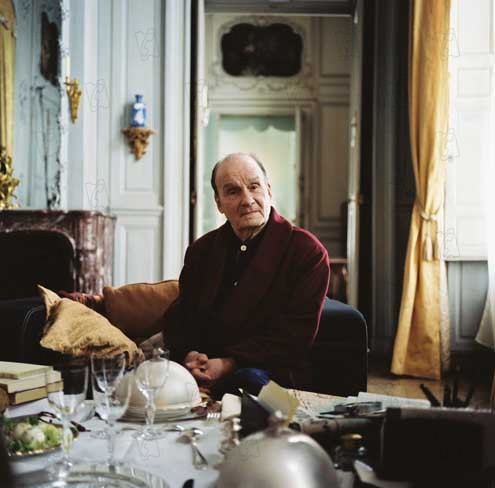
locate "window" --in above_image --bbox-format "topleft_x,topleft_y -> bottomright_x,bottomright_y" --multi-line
445,0 -> 494,260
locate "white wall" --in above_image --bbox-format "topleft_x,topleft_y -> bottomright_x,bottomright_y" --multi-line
60,0 -> 191,285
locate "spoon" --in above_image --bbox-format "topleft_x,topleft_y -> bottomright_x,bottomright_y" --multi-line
162,424 -> 185,433
180,428 -> 208,469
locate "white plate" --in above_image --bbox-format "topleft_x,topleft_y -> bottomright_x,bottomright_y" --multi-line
125,399 -> 202,420
127,405 -> 190,418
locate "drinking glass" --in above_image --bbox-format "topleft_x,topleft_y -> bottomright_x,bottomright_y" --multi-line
89,372 -> 110,440
46,359 -> 88,479
91,353 -> 133,466
134,348 -> 170,440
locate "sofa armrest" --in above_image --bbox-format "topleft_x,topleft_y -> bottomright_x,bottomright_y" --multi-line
309,297 -> 368,396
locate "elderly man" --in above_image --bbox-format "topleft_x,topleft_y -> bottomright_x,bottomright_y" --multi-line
145,152 -> 330,395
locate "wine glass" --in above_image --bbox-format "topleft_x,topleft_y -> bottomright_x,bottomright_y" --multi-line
134,348 -> 170,440
90,353 -> 133,466
89,372 -> 110,440
46,359 -> 88,479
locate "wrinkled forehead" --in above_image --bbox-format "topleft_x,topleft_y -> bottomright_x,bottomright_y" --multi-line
216,156 -> 265,185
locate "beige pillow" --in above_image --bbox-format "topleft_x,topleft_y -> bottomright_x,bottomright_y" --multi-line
102,280 -> 179,339
38,285 -> 142,362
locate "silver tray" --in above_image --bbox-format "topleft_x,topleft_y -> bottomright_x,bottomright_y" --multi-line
15,463 -> 170,487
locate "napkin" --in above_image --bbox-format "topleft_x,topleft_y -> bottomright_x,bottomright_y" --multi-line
258,381 -> 300,421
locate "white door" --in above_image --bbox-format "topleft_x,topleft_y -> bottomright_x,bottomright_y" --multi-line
346,0 -> 364,307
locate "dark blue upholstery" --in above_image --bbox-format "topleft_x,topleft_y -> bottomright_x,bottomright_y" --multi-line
0,297 -> 60,365
308,298 -> 368,395
0,296 -> 368,396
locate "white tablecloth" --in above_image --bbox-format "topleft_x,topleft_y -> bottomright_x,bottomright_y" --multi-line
6,399 -> 355,488
6,399 -> 223,488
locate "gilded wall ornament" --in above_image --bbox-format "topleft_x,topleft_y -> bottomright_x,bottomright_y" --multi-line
0,146 -> 20,209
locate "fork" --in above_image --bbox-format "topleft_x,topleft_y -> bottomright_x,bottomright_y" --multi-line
206,412 -> 221,423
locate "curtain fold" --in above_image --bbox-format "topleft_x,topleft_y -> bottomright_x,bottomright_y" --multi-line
391,0 -> 451,380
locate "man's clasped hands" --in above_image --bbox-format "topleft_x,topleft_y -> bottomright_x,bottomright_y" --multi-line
140,334 -> 235,388
183,351 -> 236,386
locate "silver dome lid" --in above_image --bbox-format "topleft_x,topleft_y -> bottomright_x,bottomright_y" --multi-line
217,412 -> 339,488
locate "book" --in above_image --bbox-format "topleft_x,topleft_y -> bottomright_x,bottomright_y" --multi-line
0,370 -> 61,393
7,381 -> 62,405
0,362 -> 51,380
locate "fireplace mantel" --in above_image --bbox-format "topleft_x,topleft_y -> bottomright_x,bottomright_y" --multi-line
0,210 -> 115,295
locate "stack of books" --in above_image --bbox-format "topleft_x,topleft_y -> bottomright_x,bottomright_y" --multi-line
0,362 -> 62,406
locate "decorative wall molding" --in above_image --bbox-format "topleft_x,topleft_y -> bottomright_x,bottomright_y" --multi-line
448,261 -> 489,352
114,214 -> 162,286
207,15 -> 315,100
205,0 -> 354,16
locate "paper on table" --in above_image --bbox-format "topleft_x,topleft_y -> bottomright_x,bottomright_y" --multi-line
356,392 -> 431,409
221,393 -> 241,420
258,381 -> 300,420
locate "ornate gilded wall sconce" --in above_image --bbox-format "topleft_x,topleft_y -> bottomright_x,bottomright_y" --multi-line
65,76 -> 82,123
122,127 -> 155,160
0,146 -> 19,210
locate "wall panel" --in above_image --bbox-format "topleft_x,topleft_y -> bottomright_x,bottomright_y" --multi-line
113,212 -> 162,286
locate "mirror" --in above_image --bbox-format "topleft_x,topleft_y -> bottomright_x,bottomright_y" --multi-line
7,0 -> 64,209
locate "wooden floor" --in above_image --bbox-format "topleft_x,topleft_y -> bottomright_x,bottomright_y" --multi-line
368,360 -> 493,409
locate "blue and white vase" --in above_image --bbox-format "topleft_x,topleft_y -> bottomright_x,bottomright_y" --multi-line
130,94 -> 147,127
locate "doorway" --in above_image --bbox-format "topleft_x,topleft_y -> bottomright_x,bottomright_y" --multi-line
190,2 -> 363,306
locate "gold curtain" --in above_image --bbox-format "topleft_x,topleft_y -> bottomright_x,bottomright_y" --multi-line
0,0 -> 18,209
391,0 -> 451,380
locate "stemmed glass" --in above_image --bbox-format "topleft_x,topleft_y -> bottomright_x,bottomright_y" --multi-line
89,372 -> 110,440
45,359 -> 88,480
134,348 -> 170,440
90,353 -> 133,466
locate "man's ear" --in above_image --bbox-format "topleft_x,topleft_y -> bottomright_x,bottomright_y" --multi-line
215,194 -> 224,214
267,183 -> 272,199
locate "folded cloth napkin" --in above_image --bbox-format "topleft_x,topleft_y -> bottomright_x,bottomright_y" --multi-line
38,285 -> 142,362
221,393 -> 242,420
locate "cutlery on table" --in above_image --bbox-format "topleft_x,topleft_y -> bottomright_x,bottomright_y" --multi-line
180,428 -> 208,470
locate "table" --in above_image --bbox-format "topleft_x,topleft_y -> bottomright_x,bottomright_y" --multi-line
6,396 -> 355,488
7,399 -> 222,488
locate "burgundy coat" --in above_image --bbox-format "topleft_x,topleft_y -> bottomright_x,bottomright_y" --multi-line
162,208 -> 330,387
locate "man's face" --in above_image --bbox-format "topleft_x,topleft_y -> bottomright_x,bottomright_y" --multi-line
214,155 -> 272,240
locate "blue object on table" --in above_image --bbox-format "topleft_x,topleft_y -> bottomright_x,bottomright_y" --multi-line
213,368 -> 271,397
130,94 -> 147,127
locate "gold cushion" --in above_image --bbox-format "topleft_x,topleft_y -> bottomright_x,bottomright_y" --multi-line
102,280 -> 179,339
38,285 -> 142,361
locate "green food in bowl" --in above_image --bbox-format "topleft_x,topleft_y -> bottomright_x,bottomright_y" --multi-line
1,416 -> 65,455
